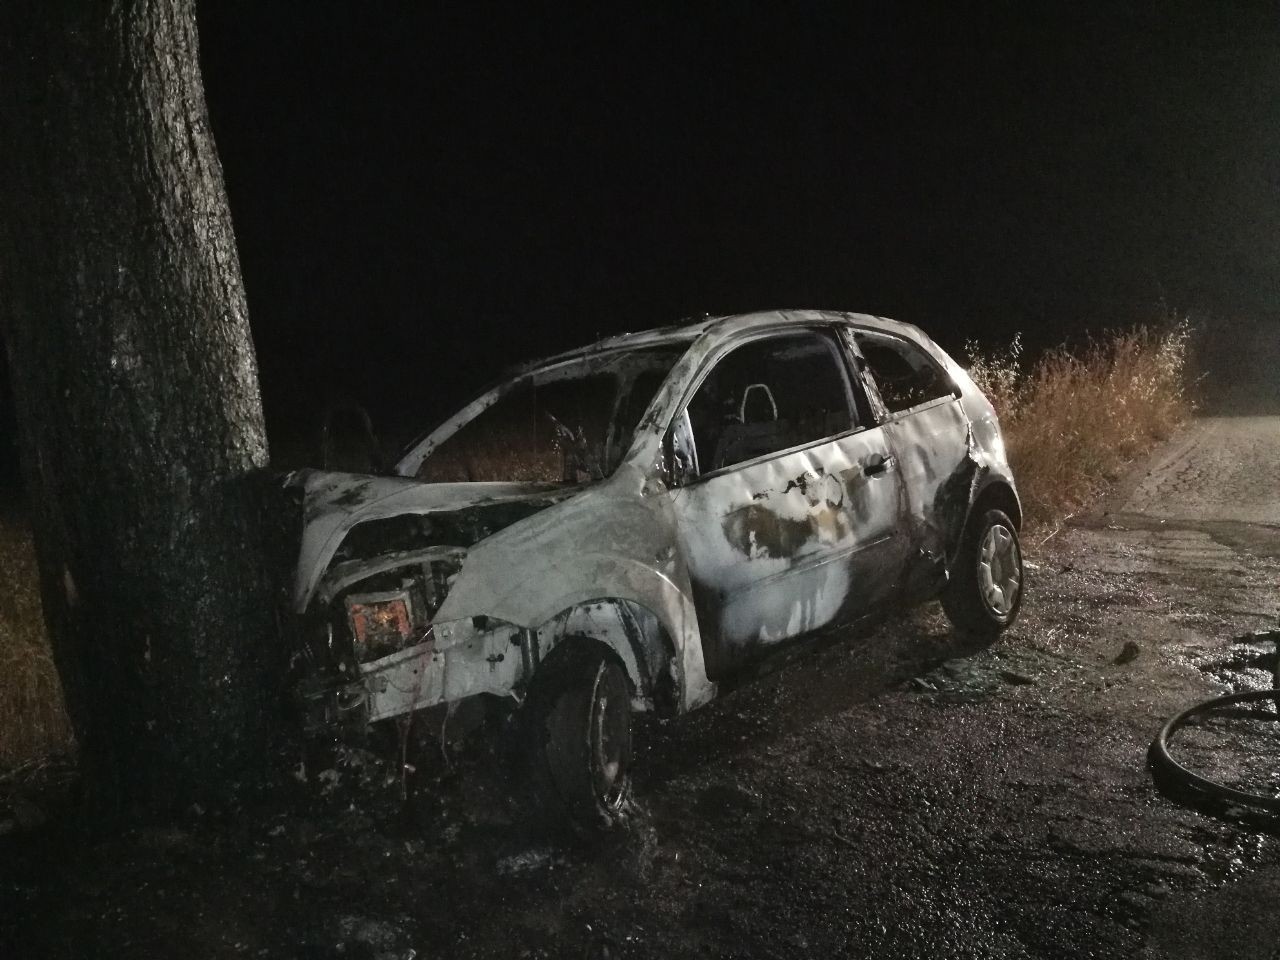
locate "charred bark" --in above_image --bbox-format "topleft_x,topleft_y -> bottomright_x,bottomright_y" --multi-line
0,1 -> 279,812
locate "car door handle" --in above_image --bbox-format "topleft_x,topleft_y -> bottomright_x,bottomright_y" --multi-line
864,455 -> 895,477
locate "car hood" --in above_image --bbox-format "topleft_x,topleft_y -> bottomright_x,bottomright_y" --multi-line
289,469 -> 574,610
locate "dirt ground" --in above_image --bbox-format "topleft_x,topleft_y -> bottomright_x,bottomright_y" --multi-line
3,345 -> 1279,958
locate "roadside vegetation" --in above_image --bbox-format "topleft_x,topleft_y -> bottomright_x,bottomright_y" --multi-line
0,514 -> 73,770
966,320 -> 1194,527
0,322 -> 1195,769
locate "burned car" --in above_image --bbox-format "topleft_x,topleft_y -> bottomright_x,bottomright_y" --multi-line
290,310 -> 1024,830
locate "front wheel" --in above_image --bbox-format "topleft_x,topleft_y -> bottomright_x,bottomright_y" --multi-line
942,508 -> 1024,638
524,642 -> 633,836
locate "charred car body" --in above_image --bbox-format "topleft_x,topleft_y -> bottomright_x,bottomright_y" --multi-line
290,310 -> 1025,829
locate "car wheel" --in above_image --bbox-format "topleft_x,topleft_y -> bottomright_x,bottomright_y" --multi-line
524,641 -> 633,836
942,507 -> 1024,638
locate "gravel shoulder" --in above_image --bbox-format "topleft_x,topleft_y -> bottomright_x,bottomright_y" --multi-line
3,416 -> 1280,959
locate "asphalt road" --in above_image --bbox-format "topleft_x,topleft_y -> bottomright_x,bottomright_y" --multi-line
3,372 -> 1280,958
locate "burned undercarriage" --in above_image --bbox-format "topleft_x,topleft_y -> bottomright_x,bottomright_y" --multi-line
288,309 -> 1024,829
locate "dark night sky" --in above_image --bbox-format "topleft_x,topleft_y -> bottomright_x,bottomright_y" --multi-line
3,2 -> 1279,475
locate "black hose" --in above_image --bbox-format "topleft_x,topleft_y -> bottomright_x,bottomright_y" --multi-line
1151,688 -> 1280,813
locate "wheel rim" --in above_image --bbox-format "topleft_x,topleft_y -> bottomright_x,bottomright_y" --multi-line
589,668 -> 630,810
978,522 -> 1022,617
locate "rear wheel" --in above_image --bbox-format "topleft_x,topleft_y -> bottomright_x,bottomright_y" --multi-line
524,642 -> 633,835
942,507 -> 1024,638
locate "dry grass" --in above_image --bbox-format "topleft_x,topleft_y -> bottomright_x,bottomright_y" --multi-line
0,514 -> 74,769
966,321 -> 1194,528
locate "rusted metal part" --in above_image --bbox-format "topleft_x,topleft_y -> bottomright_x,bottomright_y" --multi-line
288,309 -> 1020,736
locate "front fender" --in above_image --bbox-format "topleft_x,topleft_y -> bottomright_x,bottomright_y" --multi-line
434,474 -> 716,711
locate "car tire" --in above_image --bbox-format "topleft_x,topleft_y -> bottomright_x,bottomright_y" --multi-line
523,641 -> 633,836
942,507 -> 1024,638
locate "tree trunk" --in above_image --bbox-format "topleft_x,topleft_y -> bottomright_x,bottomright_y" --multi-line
0,0 -> 279,812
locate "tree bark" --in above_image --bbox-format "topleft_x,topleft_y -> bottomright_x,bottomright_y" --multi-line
0,0 -> 279,812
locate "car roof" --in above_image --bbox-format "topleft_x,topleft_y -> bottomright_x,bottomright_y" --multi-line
525,309 -> 927,371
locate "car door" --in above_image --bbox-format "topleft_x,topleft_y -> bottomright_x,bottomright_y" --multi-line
852,329 -> 971,597
665,327 -> 909,678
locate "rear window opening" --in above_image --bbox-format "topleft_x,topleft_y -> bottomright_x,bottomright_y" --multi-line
856,333 -> 956,413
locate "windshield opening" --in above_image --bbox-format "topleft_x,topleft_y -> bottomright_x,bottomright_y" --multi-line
413,344 -> 686,484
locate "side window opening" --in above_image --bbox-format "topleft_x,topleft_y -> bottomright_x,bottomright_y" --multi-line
684,330 -> 856,475
856,333 -> 955,415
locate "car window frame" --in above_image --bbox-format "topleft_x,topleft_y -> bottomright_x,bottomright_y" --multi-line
850,329 -> 961,423
395,342 -> 693,480
664,323 -> 875,487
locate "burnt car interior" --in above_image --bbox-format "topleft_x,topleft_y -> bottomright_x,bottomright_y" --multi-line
685,330 -> 861,475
